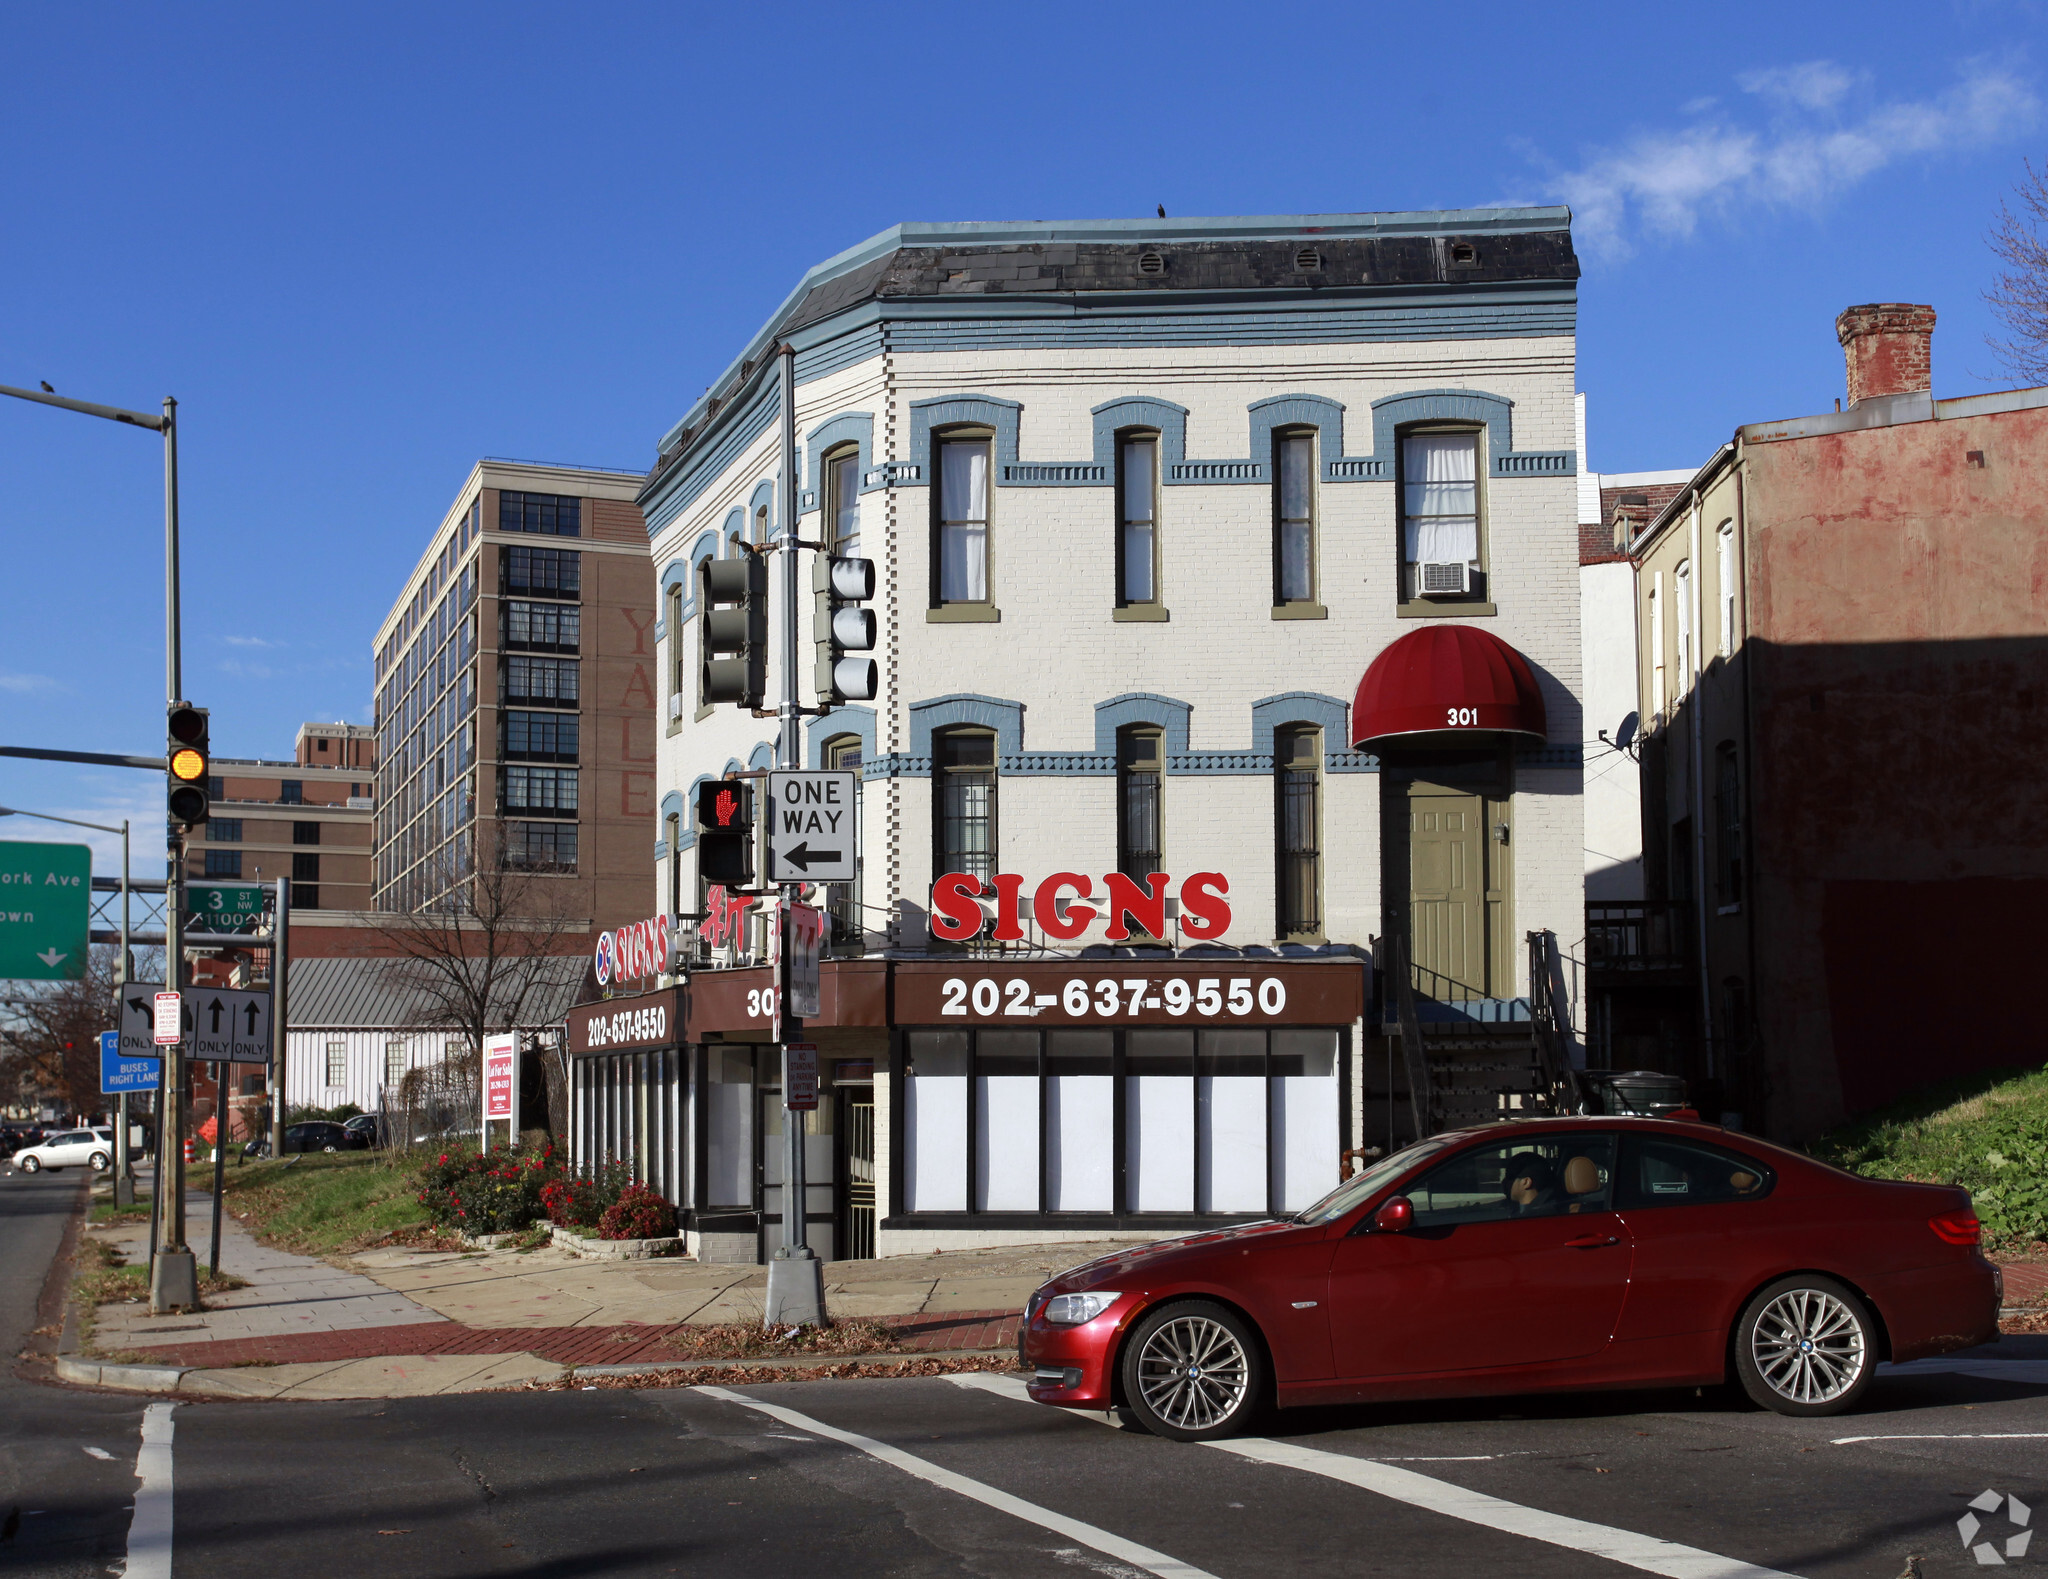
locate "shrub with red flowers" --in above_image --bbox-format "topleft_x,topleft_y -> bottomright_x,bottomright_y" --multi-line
539,1159 -> 634,1228
415,1143 -> 562,1233
599,1183 -> 678,1241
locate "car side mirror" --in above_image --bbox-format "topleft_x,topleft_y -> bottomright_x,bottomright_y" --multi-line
1373,1196 -> 1414,1233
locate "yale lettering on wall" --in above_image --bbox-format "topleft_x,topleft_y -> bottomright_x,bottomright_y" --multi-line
928,871 -> 1231,943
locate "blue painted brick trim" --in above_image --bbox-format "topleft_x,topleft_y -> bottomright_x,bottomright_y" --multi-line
807,705 -> 877,767
906,396 -> 1023,490
907,693 -> 1026,760
800,411 -> 881,515
1093,693 -> 1192,756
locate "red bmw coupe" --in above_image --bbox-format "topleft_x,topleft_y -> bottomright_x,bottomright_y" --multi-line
1019,1117 -> 1999,1441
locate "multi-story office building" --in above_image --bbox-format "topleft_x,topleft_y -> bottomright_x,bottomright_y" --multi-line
567,210 -> 1589,1263
184,727 -> 377,912
371,459 -> 658,933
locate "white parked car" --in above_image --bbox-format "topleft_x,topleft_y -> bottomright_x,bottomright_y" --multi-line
12,1127 -> 115,1173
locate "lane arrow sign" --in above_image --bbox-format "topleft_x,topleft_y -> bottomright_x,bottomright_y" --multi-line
208,997 -> 225,1033
127,996 -> 148,1019
243,1001 -> 259,1035
36,948 -> 66,968
779,843 -> 843,873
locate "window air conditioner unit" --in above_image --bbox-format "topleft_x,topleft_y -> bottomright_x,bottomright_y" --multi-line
1417,561 -> 1470,596
667,693 -> 684,721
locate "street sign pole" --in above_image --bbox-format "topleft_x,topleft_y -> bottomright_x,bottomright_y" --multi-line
270,876 -> 288,1159
764,342 -> 826,1330
115,817 -> 134,1206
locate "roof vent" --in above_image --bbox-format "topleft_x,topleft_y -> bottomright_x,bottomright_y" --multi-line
1448,242 -> 1478,267
1138,250 -> 1166,275
1294,248 -> 1324,273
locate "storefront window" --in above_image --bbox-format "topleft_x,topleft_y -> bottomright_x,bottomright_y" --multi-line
901,1025 -> 1341,1218
705,1046 -> 755,1208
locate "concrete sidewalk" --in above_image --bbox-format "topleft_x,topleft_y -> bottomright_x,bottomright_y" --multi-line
71,1193 -> 1136,1399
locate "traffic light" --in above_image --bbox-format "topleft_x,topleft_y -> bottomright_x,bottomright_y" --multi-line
814,554 -> 876,703
694,778 -> 755,886
166,703 -> 210,827
701,552 -> 767,708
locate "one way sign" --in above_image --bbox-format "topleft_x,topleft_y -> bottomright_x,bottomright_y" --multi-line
766,770 -> 857,883
122,985 -> 271,1064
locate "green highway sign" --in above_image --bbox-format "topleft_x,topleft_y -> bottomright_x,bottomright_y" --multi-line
0,841 -> 91,980
184,882 -> 272,936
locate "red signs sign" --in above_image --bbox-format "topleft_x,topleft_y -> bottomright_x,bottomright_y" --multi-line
595,914 -> 671,988
928,871 -> 1232,943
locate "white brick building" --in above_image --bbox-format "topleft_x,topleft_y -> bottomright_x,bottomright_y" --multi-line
569,211 -> 1586,1261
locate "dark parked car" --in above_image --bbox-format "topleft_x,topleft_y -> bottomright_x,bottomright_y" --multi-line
1019,1116 -> 2000,1440
341,1113 -> 381,1149
282,1121 -> 354,1154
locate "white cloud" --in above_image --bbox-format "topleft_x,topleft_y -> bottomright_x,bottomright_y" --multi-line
0,672 -> 59,693
220,635 -> 284,648
1543,60 -> 2040,260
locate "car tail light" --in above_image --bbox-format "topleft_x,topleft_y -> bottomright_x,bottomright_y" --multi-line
1930,1210 -> 1982,1246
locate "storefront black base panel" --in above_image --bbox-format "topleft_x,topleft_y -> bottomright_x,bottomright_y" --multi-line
880,1212 -> 1277,1234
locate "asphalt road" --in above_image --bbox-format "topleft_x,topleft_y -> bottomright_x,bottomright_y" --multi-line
6,1170 -> 2048,1578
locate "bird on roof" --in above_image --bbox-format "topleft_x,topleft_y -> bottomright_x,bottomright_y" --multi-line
1157,205 -> 1165,218
40,381 -> 53,393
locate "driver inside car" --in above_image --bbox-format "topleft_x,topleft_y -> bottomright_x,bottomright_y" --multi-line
1506,1153 -> 1563,1216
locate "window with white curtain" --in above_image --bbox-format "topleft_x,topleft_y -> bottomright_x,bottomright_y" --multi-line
1045,1030 -> 1113,1211
1402,431 -> 1482,599
1717,522 -> 1736,656
1649,577 -> 1665,720
1118,436 -> 1158,605
904,1032 -> 968,1212
1275,433 -> 1316,604
936,438 -> 990,603
704,1046 -> 755,1207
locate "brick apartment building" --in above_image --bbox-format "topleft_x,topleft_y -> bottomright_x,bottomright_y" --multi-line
182,722 -> 378,912
1626,303 -> 2048,1139
371,458 -> 658,937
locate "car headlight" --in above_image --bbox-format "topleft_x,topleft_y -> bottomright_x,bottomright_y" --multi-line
1043,1291 -> 1121,1325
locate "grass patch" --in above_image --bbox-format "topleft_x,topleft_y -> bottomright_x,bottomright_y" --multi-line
661,1319 -> 903,1361
89,1198 -> 155,1225
178,1152 -> 429,1255
1810,1063 -> 2048,1251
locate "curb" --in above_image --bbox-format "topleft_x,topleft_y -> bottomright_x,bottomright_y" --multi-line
55,1355 -> 189,1392
574,1347 -> 1012,1377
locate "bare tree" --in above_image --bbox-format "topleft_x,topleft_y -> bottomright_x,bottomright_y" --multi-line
1986,159 -> 2048,387
368,836 -> 589,1134
1,944 -> 162,1120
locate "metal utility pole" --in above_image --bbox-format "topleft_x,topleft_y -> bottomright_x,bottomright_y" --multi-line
0,382 -> 194,1307
269,876 -> 288,1159
763,343 -> 826,1329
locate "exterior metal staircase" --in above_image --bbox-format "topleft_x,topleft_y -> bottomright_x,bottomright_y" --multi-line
1381,932 -> 1577,1137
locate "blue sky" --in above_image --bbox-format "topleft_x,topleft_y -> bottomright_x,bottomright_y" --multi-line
2,1 -> 2040,872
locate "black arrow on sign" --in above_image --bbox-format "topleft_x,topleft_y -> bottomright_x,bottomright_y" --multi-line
127,996 -> 148,1020
780,844 -> 843,873
207,997 -> 225,1033
243,1001 -> 259,1036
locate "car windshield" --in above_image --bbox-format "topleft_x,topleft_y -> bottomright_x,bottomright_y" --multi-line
1293,1137 -> 1456,1225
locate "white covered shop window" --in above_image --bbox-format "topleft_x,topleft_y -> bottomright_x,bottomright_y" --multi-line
974,1030 -> 1039,1212
1198,1029 -> 1267,1213
1270,1030 -> 1339,1212
1125,1029 -> 1194,1213
704,1047 -> 755,1209
905,1031 -> 968,1213
1045,1030 -> 1113,1212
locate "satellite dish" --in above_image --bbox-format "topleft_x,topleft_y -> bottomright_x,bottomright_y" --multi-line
1613,711 -> 1639,751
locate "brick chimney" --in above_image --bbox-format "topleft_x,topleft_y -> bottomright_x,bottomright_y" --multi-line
1836,303 -> 1936,406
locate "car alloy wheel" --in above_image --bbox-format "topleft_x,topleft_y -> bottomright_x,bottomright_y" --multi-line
89,1153 -> 110,1171
1120,1300 -> 1264,1442
1735,1275 -> 1873,1416
19,1156 -> 41,1173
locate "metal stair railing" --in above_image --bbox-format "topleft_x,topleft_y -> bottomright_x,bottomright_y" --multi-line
1385,933 -> 1435,1139
1525,929 -> 1578,1115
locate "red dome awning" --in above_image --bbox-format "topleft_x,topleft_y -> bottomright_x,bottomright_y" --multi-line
1351,625 -> 1548,747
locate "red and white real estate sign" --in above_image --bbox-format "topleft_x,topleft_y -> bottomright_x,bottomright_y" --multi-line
482,1033 -> 518,1125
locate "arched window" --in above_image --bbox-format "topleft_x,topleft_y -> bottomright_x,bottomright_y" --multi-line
665,581 -> 686,723
1717,521 -> 1737,657
1400,428 -> 1483,602
1116,726 -> 1164,887
825,733 -> 864,948
1275,726 -> 1322,940
1274,430 -> 1317,607
933,728 -> 997,891
934,431 -> 991,606
1674,559 -> 1693,697
826,447 -> 861,557
1117,433 -> 1159,608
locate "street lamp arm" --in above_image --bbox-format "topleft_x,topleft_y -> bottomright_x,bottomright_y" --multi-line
0,805 -> 126,836
0,745 -> 166,771
0,383 -> 166,431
